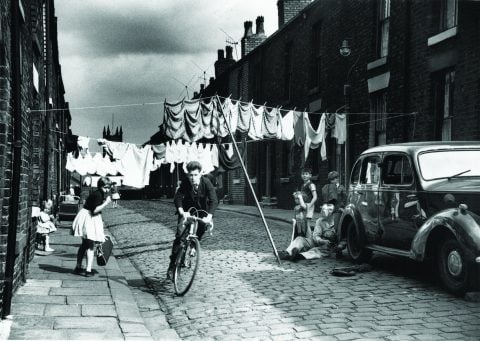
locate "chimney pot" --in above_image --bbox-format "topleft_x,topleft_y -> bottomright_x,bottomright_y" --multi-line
256,16 -> 265,36
244,21 -> 253,37
217,49 -> 225,60
209,77 -> 215,85
200,84 -> 205,91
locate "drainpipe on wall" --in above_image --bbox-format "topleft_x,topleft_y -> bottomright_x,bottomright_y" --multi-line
3,0 -> 22,318
43,0 -> 50,202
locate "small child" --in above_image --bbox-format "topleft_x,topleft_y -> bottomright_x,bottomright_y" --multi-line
312,203 -> 339,255
111,183 -> 120,208
36,200 -> 57,252
299,168 -> 317,231
292,191 -> 310,240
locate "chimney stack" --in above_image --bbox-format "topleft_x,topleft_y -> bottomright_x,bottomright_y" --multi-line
243,21 -> 253,37
226,45 -> 234,60
277,0 -> 311,28
217,49 -> 225,60
241,16 -> 268,57
256,16 -> 266,37
209,77 -> 215,85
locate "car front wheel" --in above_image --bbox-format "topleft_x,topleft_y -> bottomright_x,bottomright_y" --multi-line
346,221 -> 372,263
438,238 -> 471,296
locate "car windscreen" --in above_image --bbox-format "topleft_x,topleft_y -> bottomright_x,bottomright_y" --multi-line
418,149 -> 480,181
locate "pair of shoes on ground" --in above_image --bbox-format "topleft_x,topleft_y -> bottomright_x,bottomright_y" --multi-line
73,266 -> 96,277
278,248 -> 302,261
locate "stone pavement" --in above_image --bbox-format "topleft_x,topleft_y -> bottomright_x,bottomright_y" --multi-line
0,209 -> 181,341
106,200 -> 480,341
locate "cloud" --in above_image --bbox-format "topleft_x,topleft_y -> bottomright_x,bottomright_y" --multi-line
55,0 -> 278,144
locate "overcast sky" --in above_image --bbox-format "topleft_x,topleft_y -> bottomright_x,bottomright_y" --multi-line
55,0 -> 278,145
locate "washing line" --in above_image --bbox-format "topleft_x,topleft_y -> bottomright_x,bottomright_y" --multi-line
28,95 -> 418,117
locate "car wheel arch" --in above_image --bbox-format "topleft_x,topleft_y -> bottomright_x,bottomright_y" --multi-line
424,225 -> 457,261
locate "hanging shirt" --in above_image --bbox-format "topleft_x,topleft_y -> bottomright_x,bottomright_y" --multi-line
183,142 -> 199,173
217,142 -> 245,172
304,113 -> 327,161
212,99 -> 228,138
332,113 -> 347,144
164,100 -> 185,140
262,107 -> 279,139
237,102 -> 252,133
92,153 -> 107,176
248,105 -> 264,140
211,144 -> 219,169
293,111 -> 306,146
222,97 -> 238,135
280,110 -> 295,141
201,100 -> 215,139
119,144 -> 154,188
77,136 -> 90,151
184,99 -> 202,142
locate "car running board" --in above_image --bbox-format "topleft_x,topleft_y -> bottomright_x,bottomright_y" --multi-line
367,245 -> 415,259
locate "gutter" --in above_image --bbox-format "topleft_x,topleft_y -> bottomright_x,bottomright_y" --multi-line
3,0 -> 22,318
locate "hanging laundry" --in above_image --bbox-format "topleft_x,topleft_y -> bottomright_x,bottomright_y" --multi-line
293,111 -> 306,146
77,136 -> 90,151
151,144 -> 166,160
200,100 -> 215,139
66,153 -> 77,173
237,101 -> 252,133
211,144 -> 219,169
221,97 -> 239,135
248,104 -> 264,140
164,100 -> 185,140
198,143 -> 215,174
118,144 -> 154,188
331,113 -> 347,144
183,142 -> 200,173
98,140 -> 130,161
169,140 -> 188,173
217,142 -> 246,172
304,113 -> 327,161
92,153 -> 108,176
262,107 -> 279,139
165,141 -> 175,171
280,110 -> 295,140
183,99 -> 202,142
212,98 -> 228,138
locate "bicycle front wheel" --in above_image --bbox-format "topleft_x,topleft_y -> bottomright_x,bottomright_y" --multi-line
173,238 -> 200,296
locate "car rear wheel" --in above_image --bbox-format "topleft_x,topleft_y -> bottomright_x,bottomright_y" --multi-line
438,238 -> 471,296
346,221 -> 372,263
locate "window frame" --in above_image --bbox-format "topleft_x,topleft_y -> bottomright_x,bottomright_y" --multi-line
440,0 -> 458,31
377,0 -> 390,58
381,153 -> 415,187
369,90 -> 387,146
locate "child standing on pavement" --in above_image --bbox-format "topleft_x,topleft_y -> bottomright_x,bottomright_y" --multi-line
298,167 -> 317,231
292,191 -> 310,240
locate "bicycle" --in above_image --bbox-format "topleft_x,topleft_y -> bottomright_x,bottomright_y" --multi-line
172,208 -> 212,296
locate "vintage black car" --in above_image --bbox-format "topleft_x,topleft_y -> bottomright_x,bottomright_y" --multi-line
338,142 -> 480,295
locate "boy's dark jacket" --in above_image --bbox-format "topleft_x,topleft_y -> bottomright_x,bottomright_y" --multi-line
174,176 -> 218,216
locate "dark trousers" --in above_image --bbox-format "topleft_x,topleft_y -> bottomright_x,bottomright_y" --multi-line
76,238 -> 95,265
168,217 -> 207,268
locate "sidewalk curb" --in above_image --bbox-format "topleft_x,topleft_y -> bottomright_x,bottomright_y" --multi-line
216,205 -> 292,224
111,239 -> 182,341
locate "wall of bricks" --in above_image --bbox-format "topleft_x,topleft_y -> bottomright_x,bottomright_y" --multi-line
0,0 -> 70,316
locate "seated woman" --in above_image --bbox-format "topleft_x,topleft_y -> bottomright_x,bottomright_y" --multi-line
36,200 -> 57,252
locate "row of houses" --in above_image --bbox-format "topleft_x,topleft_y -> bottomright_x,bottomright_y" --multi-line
149,0 -> 479,210
0,0 -> 70,316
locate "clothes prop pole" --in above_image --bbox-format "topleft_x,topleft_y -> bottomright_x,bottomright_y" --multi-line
216,95 -> 282,265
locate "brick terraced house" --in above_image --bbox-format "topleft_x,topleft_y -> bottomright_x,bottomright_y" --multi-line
0,0 -> 70,316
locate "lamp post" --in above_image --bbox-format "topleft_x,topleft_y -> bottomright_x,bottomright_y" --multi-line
339,39 -> 358,188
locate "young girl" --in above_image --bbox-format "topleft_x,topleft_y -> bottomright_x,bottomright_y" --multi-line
72,176 -> 112,277
292,191 -> 310,240
36,200 -> 57,252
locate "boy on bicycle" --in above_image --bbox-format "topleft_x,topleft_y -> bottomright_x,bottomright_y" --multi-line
167,161 -> 218,279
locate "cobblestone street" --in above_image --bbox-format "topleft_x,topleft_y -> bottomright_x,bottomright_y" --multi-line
103,201 -> 480,341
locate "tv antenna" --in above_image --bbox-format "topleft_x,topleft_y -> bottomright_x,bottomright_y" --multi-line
220,28 -> 239,60
171,74 -> 196,99
190,60 -> 212,87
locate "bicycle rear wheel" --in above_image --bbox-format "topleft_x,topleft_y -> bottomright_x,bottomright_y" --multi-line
173,238 -> 200,296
